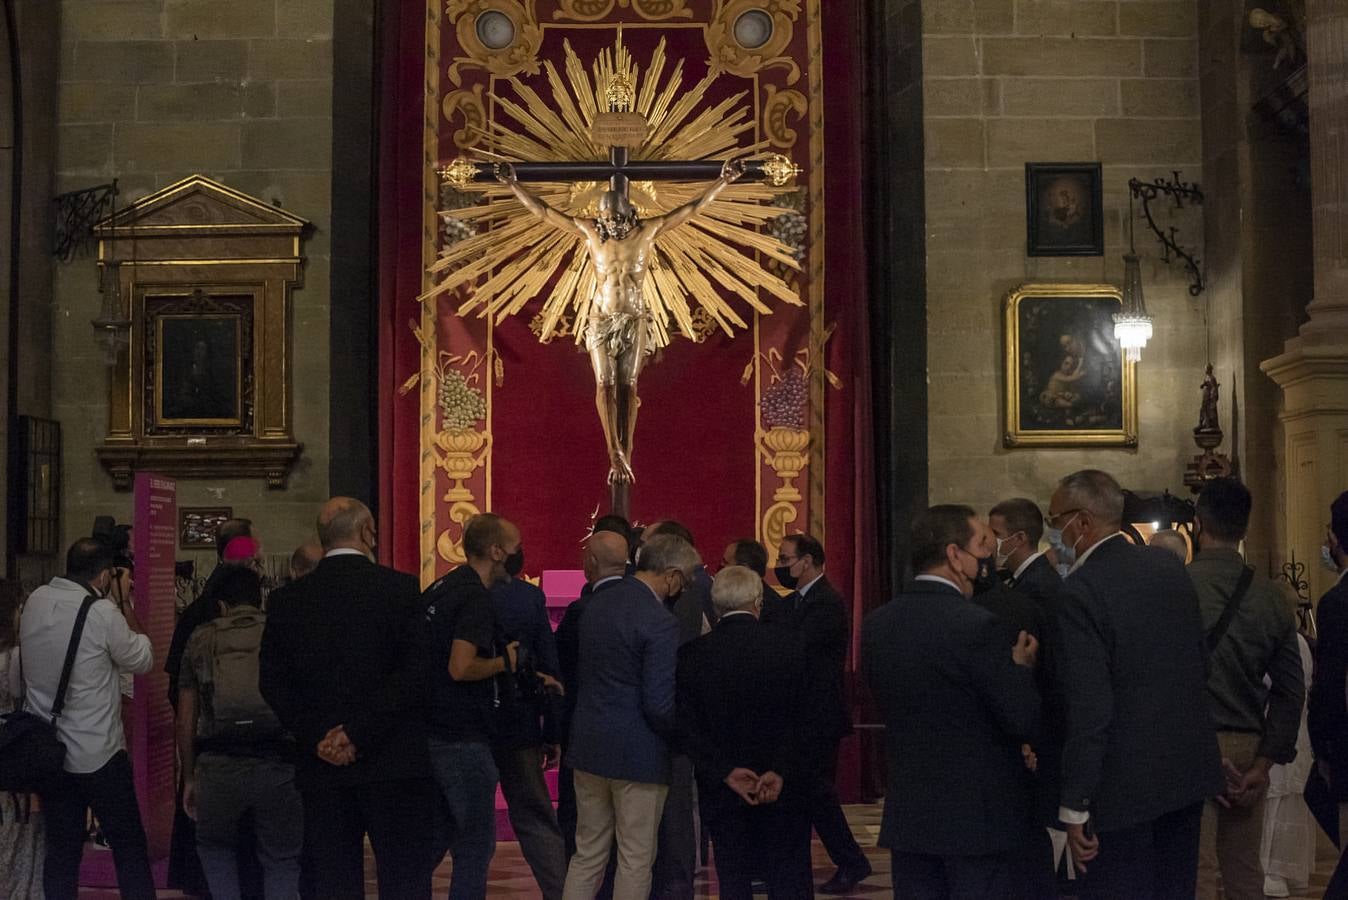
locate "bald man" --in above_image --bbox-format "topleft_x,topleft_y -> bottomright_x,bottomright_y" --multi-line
289,541 -> 323,581
259,498 -> 436,900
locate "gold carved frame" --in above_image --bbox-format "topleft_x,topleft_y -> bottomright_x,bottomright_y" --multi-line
95,175 -> 309,489
1003,283 -> 1138,448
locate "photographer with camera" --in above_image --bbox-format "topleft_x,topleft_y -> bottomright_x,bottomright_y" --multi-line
20,533 -> 155,899
423,513 -> 561,899
490,548 -> 566,900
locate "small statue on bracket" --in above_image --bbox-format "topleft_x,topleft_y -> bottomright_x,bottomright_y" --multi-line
1185,363 -> 1235,492
1197,364 -> 1220,433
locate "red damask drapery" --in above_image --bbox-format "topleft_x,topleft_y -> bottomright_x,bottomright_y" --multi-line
378,0 -> 876,795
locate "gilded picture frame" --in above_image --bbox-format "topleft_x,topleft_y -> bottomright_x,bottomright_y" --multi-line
1004,283 -> 1137,448
154,313 -> 245,427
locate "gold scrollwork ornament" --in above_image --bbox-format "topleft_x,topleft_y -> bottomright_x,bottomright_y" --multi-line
759,426 -> 809,564
552,0 -> 692,21
447,0 -> 544,87
705,0 -> 801,84
762,85 -> 807,150
437,501 -> 482,565
442,86 -> 487,148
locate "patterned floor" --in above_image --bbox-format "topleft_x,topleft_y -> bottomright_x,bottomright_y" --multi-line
77,803 -> 1338,898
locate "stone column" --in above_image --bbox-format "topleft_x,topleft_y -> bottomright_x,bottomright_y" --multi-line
1261,0 -> 1348,601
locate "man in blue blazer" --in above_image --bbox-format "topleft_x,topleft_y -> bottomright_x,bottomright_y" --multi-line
561,534 -> 700,900
862,505 -> 1043,898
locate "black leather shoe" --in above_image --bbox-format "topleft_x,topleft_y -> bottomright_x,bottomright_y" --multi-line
818,861 -> 872,895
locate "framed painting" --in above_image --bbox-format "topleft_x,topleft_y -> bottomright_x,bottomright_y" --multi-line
1025,162 -> 1104,257
143,289 -> 255,435
1004,283 -> 1137,447
179,507 -> 233,550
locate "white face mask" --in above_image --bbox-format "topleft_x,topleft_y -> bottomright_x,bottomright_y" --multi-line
1324,544 -> 1341,573
994,535 -> 1017,570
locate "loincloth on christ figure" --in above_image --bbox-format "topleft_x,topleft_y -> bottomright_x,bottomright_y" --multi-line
584,310 -> 653,360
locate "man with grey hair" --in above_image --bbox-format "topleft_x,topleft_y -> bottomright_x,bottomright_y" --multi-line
259,497 -> 437,899
1048,470 -> 1222,896
562,534 -> 690,900
676,566 -> 823,900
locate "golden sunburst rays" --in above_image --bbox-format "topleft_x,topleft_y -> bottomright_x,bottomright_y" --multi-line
422,31 -> 804,348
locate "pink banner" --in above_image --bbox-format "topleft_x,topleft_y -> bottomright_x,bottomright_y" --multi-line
82,473 -> 176,887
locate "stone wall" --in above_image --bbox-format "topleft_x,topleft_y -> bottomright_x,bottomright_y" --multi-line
53,0 -> 334,556
1198,0 -> 1312,572
0,0 -> 59,583
923,0 -> 1211,518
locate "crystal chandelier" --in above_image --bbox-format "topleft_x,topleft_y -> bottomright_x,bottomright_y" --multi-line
1114,193 -> 1152,363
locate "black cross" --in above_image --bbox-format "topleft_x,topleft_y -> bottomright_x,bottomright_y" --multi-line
456,148 -> 781,196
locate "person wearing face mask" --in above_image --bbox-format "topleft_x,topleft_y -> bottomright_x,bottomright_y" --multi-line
489,538 -> 568,900
1048,470 -> 1223,897
769,532 -> 872,894
22,537 -> 155,899
861,505 -> 1043,898
258,497 -> 438,900
562,534 -> 690,900
1307,490 -> 1348,895
990,498 -> 1063,603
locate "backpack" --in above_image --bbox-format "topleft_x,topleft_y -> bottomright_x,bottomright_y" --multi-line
192,608 -> 283,744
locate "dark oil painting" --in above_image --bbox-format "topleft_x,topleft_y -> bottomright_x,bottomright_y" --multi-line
1017,296 -> 1123,431
159,316 -> 240,423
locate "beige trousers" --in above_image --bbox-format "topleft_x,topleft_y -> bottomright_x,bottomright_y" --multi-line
1196,731 -> 1268,900
562,770 -> 669,900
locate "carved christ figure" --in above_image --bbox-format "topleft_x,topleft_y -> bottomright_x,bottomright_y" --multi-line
496,159 -> 745,485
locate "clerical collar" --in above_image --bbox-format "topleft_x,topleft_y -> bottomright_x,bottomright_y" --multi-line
592,575 -> 623,589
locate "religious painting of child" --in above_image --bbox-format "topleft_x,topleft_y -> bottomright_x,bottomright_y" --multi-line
1025,163 -> 1104,256
1004,285 -> 1137,447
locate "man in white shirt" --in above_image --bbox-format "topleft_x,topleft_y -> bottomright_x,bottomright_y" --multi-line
22,537 -> 155,900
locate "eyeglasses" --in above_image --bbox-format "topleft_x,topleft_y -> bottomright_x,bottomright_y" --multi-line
777,555 -> 800,566
1045,508 -> 1083,528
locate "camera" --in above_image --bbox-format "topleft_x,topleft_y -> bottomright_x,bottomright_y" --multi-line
92,516 -> 134,571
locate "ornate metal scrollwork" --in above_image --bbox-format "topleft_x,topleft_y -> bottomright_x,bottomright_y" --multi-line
53,181 -> 118,261
1128,172 -> 1206,297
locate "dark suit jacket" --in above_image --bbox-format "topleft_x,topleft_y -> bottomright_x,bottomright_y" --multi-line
668,565 -> 714,646
1056,536 -> 1223,831
556,576 -> 623,741
793,575 -> 852,743
566,576 -> 679,785
677,615 -> 828,819
861,579 -> 1041,856
1010,553 -> 1063,605
1310,574 -> 1348,797
258,553 -> 430,788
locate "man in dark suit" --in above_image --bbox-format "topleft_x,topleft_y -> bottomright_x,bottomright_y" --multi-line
1309,490 -> 1348,894
1049,470 -> 1223,898
677,565 -> 827,900
771,532 -> 871,894
722,538 -> 783,618
562,534 -> 693,900
258,498 -> 436,900
990,498 -> 1062,604
989,497 -> 1064,839
642,520 -> 712,900
862,505 -> 1043,898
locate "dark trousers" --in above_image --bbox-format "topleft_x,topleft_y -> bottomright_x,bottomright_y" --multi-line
809,751 -> 868,873
651,753 -> 697,900
194,755 -> 303,900
42,750 -> 156,900
1077,801 -> 1204,899
890,849 -> 1022,900
301,776 -> 438,900
494,743 -> 566,900
707,801 -> 813,900
429,739 -> 499,900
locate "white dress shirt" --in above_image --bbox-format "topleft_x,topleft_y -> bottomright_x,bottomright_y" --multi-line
796,573 -> 825,598
20,577 -> 154,773
914,574 -> 963,594
1066,532 -> 1125,576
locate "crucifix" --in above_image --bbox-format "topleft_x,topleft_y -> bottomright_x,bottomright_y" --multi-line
442,78 -> 798,519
